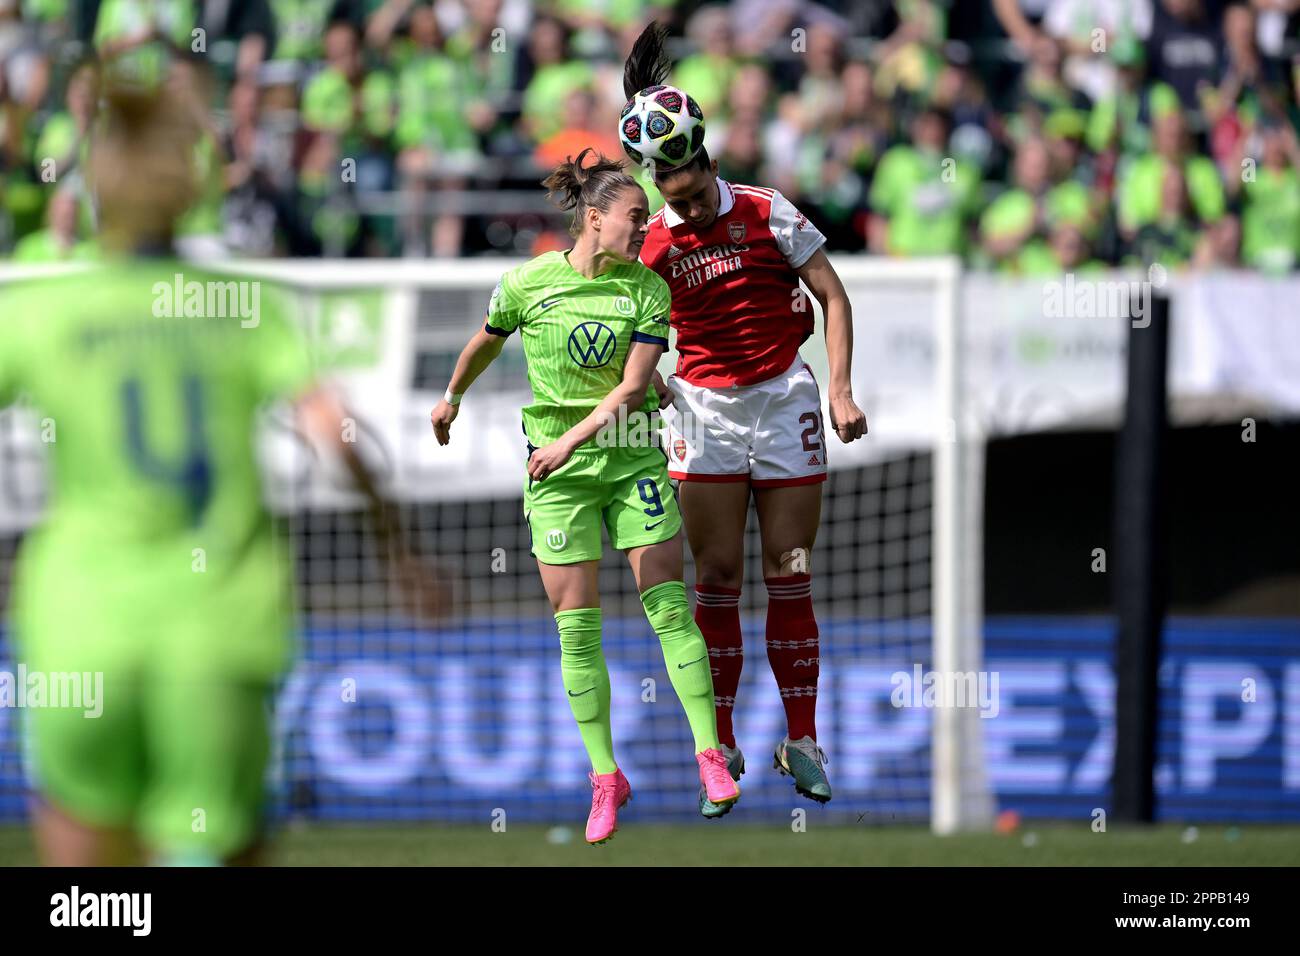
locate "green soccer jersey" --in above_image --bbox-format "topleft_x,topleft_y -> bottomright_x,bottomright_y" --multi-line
485,250 -> 670,449
869,145 -> 981,256
1242,167 -> 1300,274
0,260 -> 314,678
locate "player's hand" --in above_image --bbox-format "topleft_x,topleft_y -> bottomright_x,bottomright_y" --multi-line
652,370 -> 675,409
829,392 -> 867,443
528,438 -> 575,482
430,399 -> 459,445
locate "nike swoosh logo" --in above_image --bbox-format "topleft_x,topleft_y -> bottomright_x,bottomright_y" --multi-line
644,519 -> 667,531
539,299 -> 560,310
678,655 -> 706,669
568,687 -> 595,697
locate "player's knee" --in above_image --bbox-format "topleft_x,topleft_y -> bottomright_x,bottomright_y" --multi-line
695,561 -> 743,592
772,547 -> 813,577
640,580 -> 691,632
554,608 -> 602,656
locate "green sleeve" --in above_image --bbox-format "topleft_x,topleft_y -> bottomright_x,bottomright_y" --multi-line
361,71 -> 395,139
35,112 -> 76,165
869,148 -> 904,213
1086,96 -> 1117,153
0,290 -> 28,407
632,274 -> 671,347
395,63 -> 427,149
1118,156 -> 1157,231
1186,158 -> 1225,223
302,70 -> 351,134
484,270 -> 524,336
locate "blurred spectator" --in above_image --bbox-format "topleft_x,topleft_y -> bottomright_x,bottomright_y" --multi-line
33,61 -> 95,183
1009,29 -> 1094,143
266,0 -> 353,70
672,5 -> 739,122
1235,120 -> 1300,272
520,15 -> 593,144
1191,209 -> 1241,266
221,79 -> 284,255
1144,0 -> 1226,116
301,20 -> 394,142
532,85 -> 621,168
0,0 -> 1294,268
10,186 -> 95,260
550,0 -> 672,59
1118,104 -> 1225,239
793,60 -> 888,247
981,136 -> 1093,270
872,0 -> 947,110
869,106 -> 981,256
933,54 -> 1004,176
1127,162 -> 1203,264
1014,219 -> 1107,274
93,0 -> 199,90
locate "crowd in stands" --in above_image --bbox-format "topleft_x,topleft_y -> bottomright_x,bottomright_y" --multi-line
1,0 -> 1298,272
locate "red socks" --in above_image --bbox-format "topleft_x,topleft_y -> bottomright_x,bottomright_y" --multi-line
764,574 -> 819,742
694,585 -> 743,748
694,576 -> 821,746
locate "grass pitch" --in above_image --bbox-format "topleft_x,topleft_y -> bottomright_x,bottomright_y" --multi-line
2,822 -> 1297,866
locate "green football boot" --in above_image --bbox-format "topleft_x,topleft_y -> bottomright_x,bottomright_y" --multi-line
773,736 -> 832,803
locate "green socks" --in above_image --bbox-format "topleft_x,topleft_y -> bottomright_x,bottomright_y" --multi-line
641,580 -> 720,753
556,584 -> 721,773
555,607 -> 616,774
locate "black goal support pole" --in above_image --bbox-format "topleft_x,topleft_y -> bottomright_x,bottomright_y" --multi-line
1111,292 -> 1171,823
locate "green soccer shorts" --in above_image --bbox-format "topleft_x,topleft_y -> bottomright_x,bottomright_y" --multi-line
13,553 -> 286,862
524,444 -> 682,564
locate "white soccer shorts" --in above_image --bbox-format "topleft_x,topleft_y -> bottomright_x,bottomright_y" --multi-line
662,355 -> 828,487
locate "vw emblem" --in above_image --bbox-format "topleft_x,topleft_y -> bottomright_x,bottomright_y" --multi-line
568,321 -> 617,368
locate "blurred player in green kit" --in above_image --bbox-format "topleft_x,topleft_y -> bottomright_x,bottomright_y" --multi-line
0,71 -> 383,865
430,149 -> 741,844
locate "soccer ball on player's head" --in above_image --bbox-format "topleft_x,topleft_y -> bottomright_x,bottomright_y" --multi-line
618,84 -> 706,171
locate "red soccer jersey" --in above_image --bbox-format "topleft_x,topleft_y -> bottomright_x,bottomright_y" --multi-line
640,179 -> 827,387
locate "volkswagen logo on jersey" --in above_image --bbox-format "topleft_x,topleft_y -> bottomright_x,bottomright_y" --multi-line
727,221 -> 746,243
614,295 -> 635,316
568,321 -> 617,368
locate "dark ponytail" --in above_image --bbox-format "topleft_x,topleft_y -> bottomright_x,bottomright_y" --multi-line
623,22 -> 672,100
542,148 -> 641,238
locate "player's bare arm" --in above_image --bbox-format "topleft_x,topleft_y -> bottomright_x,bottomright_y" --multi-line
527,338 -> 663,482
651,369 -> 674,407
796,248 -> 867,443
430,325 -> 508,445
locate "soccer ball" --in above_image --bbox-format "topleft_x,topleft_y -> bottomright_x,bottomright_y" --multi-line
618,85 -> 706,170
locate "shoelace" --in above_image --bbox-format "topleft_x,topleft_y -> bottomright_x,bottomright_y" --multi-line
790,740 -> 829,767
589,773 -> 614,812
701,750 -> 731,779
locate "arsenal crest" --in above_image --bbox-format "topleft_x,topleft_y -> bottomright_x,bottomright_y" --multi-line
727,220 -> 746,243
672,438 -> 687,460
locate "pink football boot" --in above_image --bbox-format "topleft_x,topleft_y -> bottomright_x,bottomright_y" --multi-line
585,768 -> 632,845
696,749 -> 741,809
